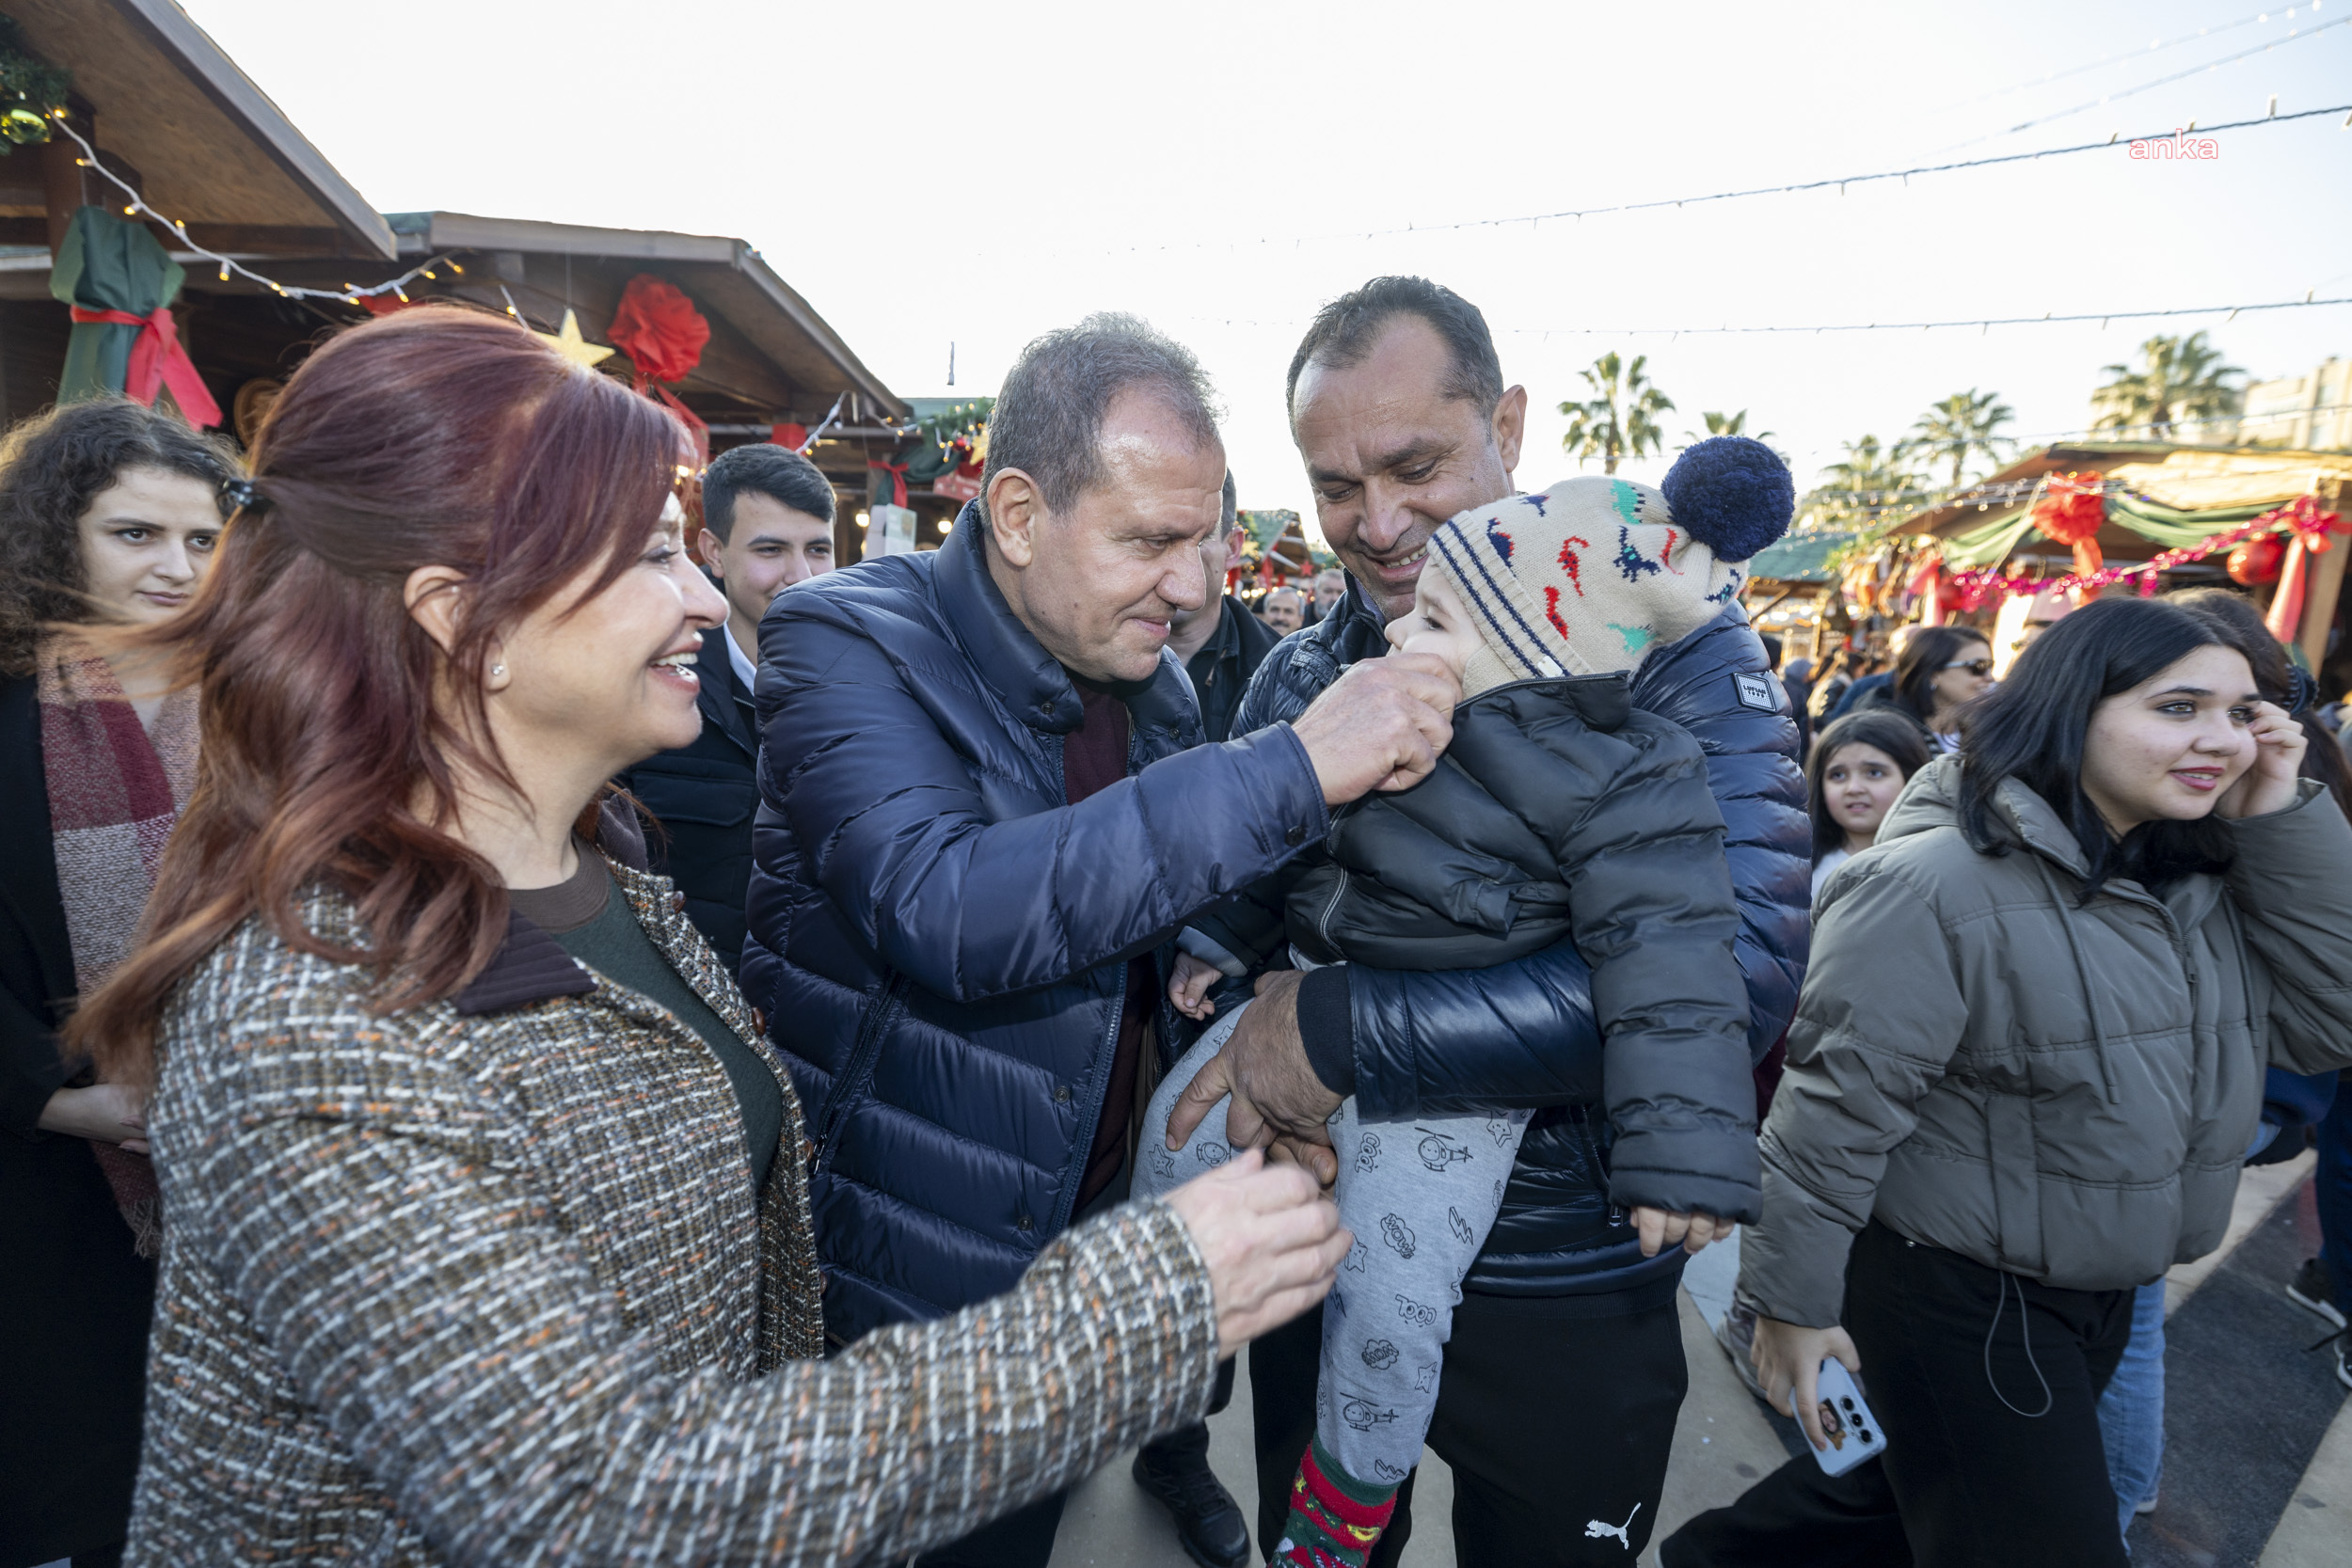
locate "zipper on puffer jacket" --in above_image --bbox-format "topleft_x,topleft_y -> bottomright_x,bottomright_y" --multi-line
816,972 -> 910,1173
1314,866 -> 1351,956
1050,988 -> 1127,1234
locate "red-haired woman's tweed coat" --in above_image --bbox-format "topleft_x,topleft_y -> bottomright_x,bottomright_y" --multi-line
123,858 -> 1219,1565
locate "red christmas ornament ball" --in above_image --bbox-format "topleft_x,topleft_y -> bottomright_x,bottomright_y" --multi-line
2226,536 -> 2284,585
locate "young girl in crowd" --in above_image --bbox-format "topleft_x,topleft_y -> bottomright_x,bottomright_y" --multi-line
1667,596 -> 2352,1568
1805,709 -> 1932,896
1847,622 -> 1993,754
0,398 -> 237,1568
65,308 -> 1345,1565
1145,452 -> 1788,1568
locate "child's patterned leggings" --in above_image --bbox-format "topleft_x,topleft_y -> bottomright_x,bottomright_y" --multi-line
1135,1001 -> 1532,1487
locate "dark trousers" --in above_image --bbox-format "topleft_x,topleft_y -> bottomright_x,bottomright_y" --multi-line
1252,1287 -> 1688,1564
1139,1356 -> 1238,1468
2317,1073 -> 2352,1316
1662,1221 -> 2135,1568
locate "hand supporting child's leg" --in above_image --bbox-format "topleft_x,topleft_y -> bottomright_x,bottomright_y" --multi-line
1131,1004 -> 1252,1204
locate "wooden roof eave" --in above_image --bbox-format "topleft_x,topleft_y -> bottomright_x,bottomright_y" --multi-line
389,213 -> 905,421
5,0 -> 393,259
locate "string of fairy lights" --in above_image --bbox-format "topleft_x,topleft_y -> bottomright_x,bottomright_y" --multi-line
1089,101 -> 2352,257
1187,292 -> 2352,343
35,89 -> 2352,353
1932,2 -> 2317,115
41,108 -> 465,304
24,68 -> 2350,513
1938,7 -> 2350,147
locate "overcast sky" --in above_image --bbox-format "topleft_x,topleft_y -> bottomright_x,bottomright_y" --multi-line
183,0 -> 2352,535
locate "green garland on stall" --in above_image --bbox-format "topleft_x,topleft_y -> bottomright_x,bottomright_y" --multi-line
0,18 -> 69,153
902,397 -> 993,484
915,398 -> 993,448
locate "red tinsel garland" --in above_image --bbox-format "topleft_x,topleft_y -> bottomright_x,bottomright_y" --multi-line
1947,493 -> 2344,609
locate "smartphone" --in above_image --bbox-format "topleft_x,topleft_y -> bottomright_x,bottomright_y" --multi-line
1807,1358 -> 1888,1477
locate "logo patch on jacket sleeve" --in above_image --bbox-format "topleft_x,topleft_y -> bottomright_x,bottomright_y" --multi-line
1733,672 -> 1781,713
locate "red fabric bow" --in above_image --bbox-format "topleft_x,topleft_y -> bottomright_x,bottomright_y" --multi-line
2030,471 -> 2106,578
609,275 -> 710,386
868,459 -> 909,507
69,306 -> 222,428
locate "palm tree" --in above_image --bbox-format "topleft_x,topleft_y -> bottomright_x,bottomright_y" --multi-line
1897,388 -> 2014,494
1560,351 -> 1676,473
2092,332 -> 2243,439
1803,435 -> 1917,531
1686,409 -> 1776,443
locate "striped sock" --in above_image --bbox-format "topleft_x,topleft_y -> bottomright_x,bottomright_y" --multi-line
1271,1436 -> 1397,1568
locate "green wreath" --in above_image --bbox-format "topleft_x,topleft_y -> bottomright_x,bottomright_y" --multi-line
0,18 -> 69,153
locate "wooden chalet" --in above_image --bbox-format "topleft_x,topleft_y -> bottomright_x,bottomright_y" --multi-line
0,3 -> 912,569
1905,441 -> 2352,686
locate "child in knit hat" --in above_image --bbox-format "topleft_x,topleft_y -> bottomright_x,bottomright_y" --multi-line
1136,438 -> 1792,1567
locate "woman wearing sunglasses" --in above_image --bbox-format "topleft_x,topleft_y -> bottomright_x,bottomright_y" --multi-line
1849,625 -> 1994,754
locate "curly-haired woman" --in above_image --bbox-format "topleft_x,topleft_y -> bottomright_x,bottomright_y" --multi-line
67,307 -> 1343,1567
0,396 -> 239,1567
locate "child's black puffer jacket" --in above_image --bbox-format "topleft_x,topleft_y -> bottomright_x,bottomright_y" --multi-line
1195,672 -> 1761,1227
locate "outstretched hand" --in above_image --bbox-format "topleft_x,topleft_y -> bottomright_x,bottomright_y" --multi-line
1162,1148 -> 1351,1358
1289,653 -> 1459,804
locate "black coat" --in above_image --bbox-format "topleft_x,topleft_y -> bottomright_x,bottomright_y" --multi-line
0,673 -> 155,1563
616,630 -> 760,974
1202,674 -> 1760,1224
1231,578 -> 1808,1301
739,513 -> 1328,1341
1182,595 -> 1280,744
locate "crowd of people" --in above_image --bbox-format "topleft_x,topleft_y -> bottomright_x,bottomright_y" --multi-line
2,274 -> 2348,1568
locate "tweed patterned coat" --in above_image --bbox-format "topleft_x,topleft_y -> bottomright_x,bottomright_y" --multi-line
124,856 -> 1221,1566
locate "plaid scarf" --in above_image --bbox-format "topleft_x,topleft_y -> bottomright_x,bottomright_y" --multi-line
37,634 -> 197,1256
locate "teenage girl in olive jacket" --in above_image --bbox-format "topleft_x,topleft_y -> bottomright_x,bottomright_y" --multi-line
1673,598 -> 2352,1568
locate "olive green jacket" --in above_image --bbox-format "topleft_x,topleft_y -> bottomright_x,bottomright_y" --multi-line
125,859 -> 1219,1565
1741,760 -> 2352,1327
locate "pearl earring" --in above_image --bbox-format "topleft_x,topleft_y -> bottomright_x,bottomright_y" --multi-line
490,663 -> 506,678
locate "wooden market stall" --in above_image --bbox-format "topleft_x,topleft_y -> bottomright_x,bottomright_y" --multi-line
0,0 -> 394,421
0,3 -> 914,572
280,211 -> 911,564
1902,443 -> 2352,690
1740,529 -> 1853,662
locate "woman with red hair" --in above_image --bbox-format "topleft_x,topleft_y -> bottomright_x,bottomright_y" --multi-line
71,307 -> 1343,1566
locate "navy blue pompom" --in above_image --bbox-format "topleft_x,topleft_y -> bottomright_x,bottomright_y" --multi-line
1661,436 -> 1793,563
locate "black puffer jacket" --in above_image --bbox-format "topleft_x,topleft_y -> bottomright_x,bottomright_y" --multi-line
1199,675 -> 1759,1224
1230,578 -> 1808,1301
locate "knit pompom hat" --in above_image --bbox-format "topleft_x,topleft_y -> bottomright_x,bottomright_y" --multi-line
1422,437 -> 1792,690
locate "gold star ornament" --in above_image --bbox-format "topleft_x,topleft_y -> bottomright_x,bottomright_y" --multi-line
536,309 -> 614,370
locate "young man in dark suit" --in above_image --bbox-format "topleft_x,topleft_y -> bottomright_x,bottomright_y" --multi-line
618,443 -> 836,972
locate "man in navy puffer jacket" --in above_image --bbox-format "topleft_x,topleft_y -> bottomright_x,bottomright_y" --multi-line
1183,278 -> 1810,1564
740,314 -> 1461,1568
